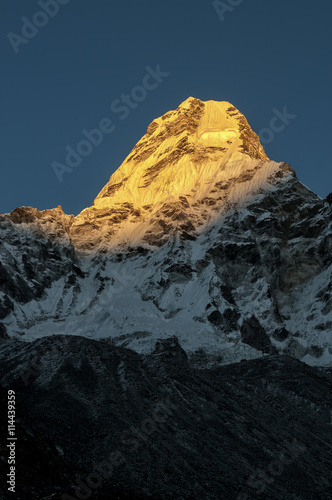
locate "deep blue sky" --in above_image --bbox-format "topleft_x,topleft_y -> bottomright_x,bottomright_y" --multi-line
1,0 -> 331,215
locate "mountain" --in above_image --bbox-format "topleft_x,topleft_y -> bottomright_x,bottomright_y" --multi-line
1,97 -> 332,500
0,97 -> 331,368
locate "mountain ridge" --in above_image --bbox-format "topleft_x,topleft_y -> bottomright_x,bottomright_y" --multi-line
1,335 -> 331,499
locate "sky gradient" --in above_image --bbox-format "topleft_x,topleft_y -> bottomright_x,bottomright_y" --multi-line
1,0 -> 332,215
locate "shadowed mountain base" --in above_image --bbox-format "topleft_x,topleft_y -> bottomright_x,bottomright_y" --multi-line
0,335 -> 331,499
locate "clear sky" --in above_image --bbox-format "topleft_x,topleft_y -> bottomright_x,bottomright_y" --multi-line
1,0 -> 331,215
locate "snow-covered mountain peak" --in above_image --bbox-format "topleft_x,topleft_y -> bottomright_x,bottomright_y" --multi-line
69,98 -> 286,251
92,98 -> 268,205
0,98 -> 331,369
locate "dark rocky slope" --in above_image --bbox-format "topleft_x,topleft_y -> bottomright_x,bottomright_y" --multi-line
0,335 -> 331,499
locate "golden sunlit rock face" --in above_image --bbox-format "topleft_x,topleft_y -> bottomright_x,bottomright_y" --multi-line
2,206 -> 74,241
69,97 -> 290,251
